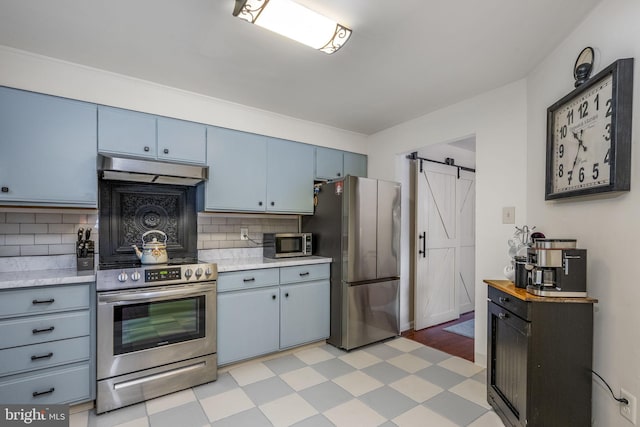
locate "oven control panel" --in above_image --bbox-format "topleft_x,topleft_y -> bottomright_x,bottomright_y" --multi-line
145,267 -> 182,282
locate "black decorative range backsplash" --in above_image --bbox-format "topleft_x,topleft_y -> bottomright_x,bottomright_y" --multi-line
99,180 -> 198,268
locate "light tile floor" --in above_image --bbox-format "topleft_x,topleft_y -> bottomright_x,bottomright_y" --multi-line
73,338 -> 505,427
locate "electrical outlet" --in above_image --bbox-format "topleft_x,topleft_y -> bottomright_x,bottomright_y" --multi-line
621,388 -> 637,424
240,227 -> 249,241
502,206 -> 515,224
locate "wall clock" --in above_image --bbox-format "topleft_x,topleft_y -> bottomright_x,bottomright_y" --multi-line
545,57 -> 634,200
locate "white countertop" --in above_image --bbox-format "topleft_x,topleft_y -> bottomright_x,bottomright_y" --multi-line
200,255 -> 332,273
0,268 -> 97,290
0,252 -> 330,289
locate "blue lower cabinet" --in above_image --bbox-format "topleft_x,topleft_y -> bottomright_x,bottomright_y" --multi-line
280,280 -> 330,349
0,363 -> 90,405
217,264 -> 331,366
0,283 -> 95,405
217,287 -> 280,365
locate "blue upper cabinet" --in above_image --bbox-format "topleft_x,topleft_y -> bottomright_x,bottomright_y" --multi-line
315,147 -> 367,180
206,126 -> 267,212
0,87 -> 98,207
315,147 -> 344,180
157,117 -> 206,164
98,106 -> 206,165
97,106 -> 156,159
343,151 -> 368,177
266,137 -> 314,214
206,127 -> 314,214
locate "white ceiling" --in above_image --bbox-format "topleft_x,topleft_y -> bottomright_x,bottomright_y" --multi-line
0,0 -> 602,135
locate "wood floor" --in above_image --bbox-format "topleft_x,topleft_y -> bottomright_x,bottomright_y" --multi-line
402,311 -> 475,362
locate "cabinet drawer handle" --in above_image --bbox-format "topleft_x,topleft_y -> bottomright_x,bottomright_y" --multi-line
1,186 -> 8,193
31,352 -> 54,361
32,387 -> 55,397
243,277 -> 255,283
32,326 -> 55,334
498,312 -> 508,320
299,272 -> 310,277
32,298 -> 55,305
272,295 -> 276,300
144,146 -> 150,152
499,297 -> 509,303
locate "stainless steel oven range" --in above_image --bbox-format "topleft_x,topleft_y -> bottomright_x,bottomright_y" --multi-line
96,263 -> 217,414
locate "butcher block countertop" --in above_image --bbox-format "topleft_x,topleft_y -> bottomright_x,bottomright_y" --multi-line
484,279 -> 598,304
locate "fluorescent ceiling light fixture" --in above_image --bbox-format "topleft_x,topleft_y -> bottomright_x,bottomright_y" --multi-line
233,0 -> 352,54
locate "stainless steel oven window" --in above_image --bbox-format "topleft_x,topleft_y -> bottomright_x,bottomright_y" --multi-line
113,296 -> 206,355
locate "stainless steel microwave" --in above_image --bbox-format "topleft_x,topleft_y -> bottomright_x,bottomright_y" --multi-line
263,233 -> 312,258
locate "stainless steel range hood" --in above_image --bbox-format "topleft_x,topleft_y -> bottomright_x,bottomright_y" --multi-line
98,155 -> 208,186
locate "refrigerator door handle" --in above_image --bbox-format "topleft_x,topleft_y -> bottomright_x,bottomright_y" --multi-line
418,231 -> 426,258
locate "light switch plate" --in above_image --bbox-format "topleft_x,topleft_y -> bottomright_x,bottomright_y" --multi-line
502,207 -> 515,224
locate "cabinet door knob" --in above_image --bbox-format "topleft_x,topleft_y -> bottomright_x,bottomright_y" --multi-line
337,172 -> 341,177
272,295 -> 276,300
144,146 -> 150,152
285,292 -> 289,298
258,201 -> 263,206
163,148 -> 169,154
499,297 -> 509,303
498,312 -> 508,320
1,186 -> 8,193
270,201 -> 275,206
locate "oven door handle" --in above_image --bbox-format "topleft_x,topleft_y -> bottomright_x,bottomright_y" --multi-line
98,284 -> 216,305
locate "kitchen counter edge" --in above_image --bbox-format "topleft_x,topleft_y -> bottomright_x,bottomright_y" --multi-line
0,269 -> 97,290
201,256 -> 332,273
484,279 -> 598,303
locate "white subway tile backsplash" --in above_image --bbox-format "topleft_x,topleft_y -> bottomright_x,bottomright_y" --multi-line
0,246 -> 20,256
63,214 -> 87,224
48,244 -> 76,255
49,224 -> 77,234
6,213 -> 35,224
5,235 -> 35,245
0,224 -> 20,234
20,224 -> 48,234
1,210 -> 299,258
35,234 -> 62,245
36,213 -> 62,224
20,245 -> 49,256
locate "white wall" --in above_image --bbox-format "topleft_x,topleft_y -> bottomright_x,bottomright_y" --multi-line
367,79 -> 529,366
0,46 -> 367,153
526,0 -> 640,425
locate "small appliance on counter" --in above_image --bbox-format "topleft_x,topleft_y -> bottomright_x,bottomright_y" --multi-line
263,233 -> 312,258
526,238 -> 587,297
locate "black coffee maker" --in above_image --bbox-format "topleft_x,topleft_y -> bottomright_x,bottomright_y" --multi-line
526,239 -> 587,297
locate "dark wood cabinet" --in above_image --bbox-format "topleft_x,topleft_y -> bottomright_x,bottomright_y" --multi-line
485,281 -> 596,427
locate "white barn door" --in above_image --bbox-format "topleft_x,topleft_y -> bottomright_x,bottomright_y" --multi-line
414,161 -> 475,330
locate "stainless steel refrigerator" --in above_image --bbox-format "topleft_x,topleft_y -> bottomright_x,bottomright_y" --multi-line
302,176 -> 401,350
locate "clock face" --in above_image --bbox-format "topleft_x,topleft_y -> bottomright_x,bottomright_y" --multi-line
551,73 -> 613,194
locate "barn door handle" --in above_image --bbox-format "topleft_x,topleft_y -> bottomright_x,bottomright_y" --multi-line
418,232 -> 426,258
